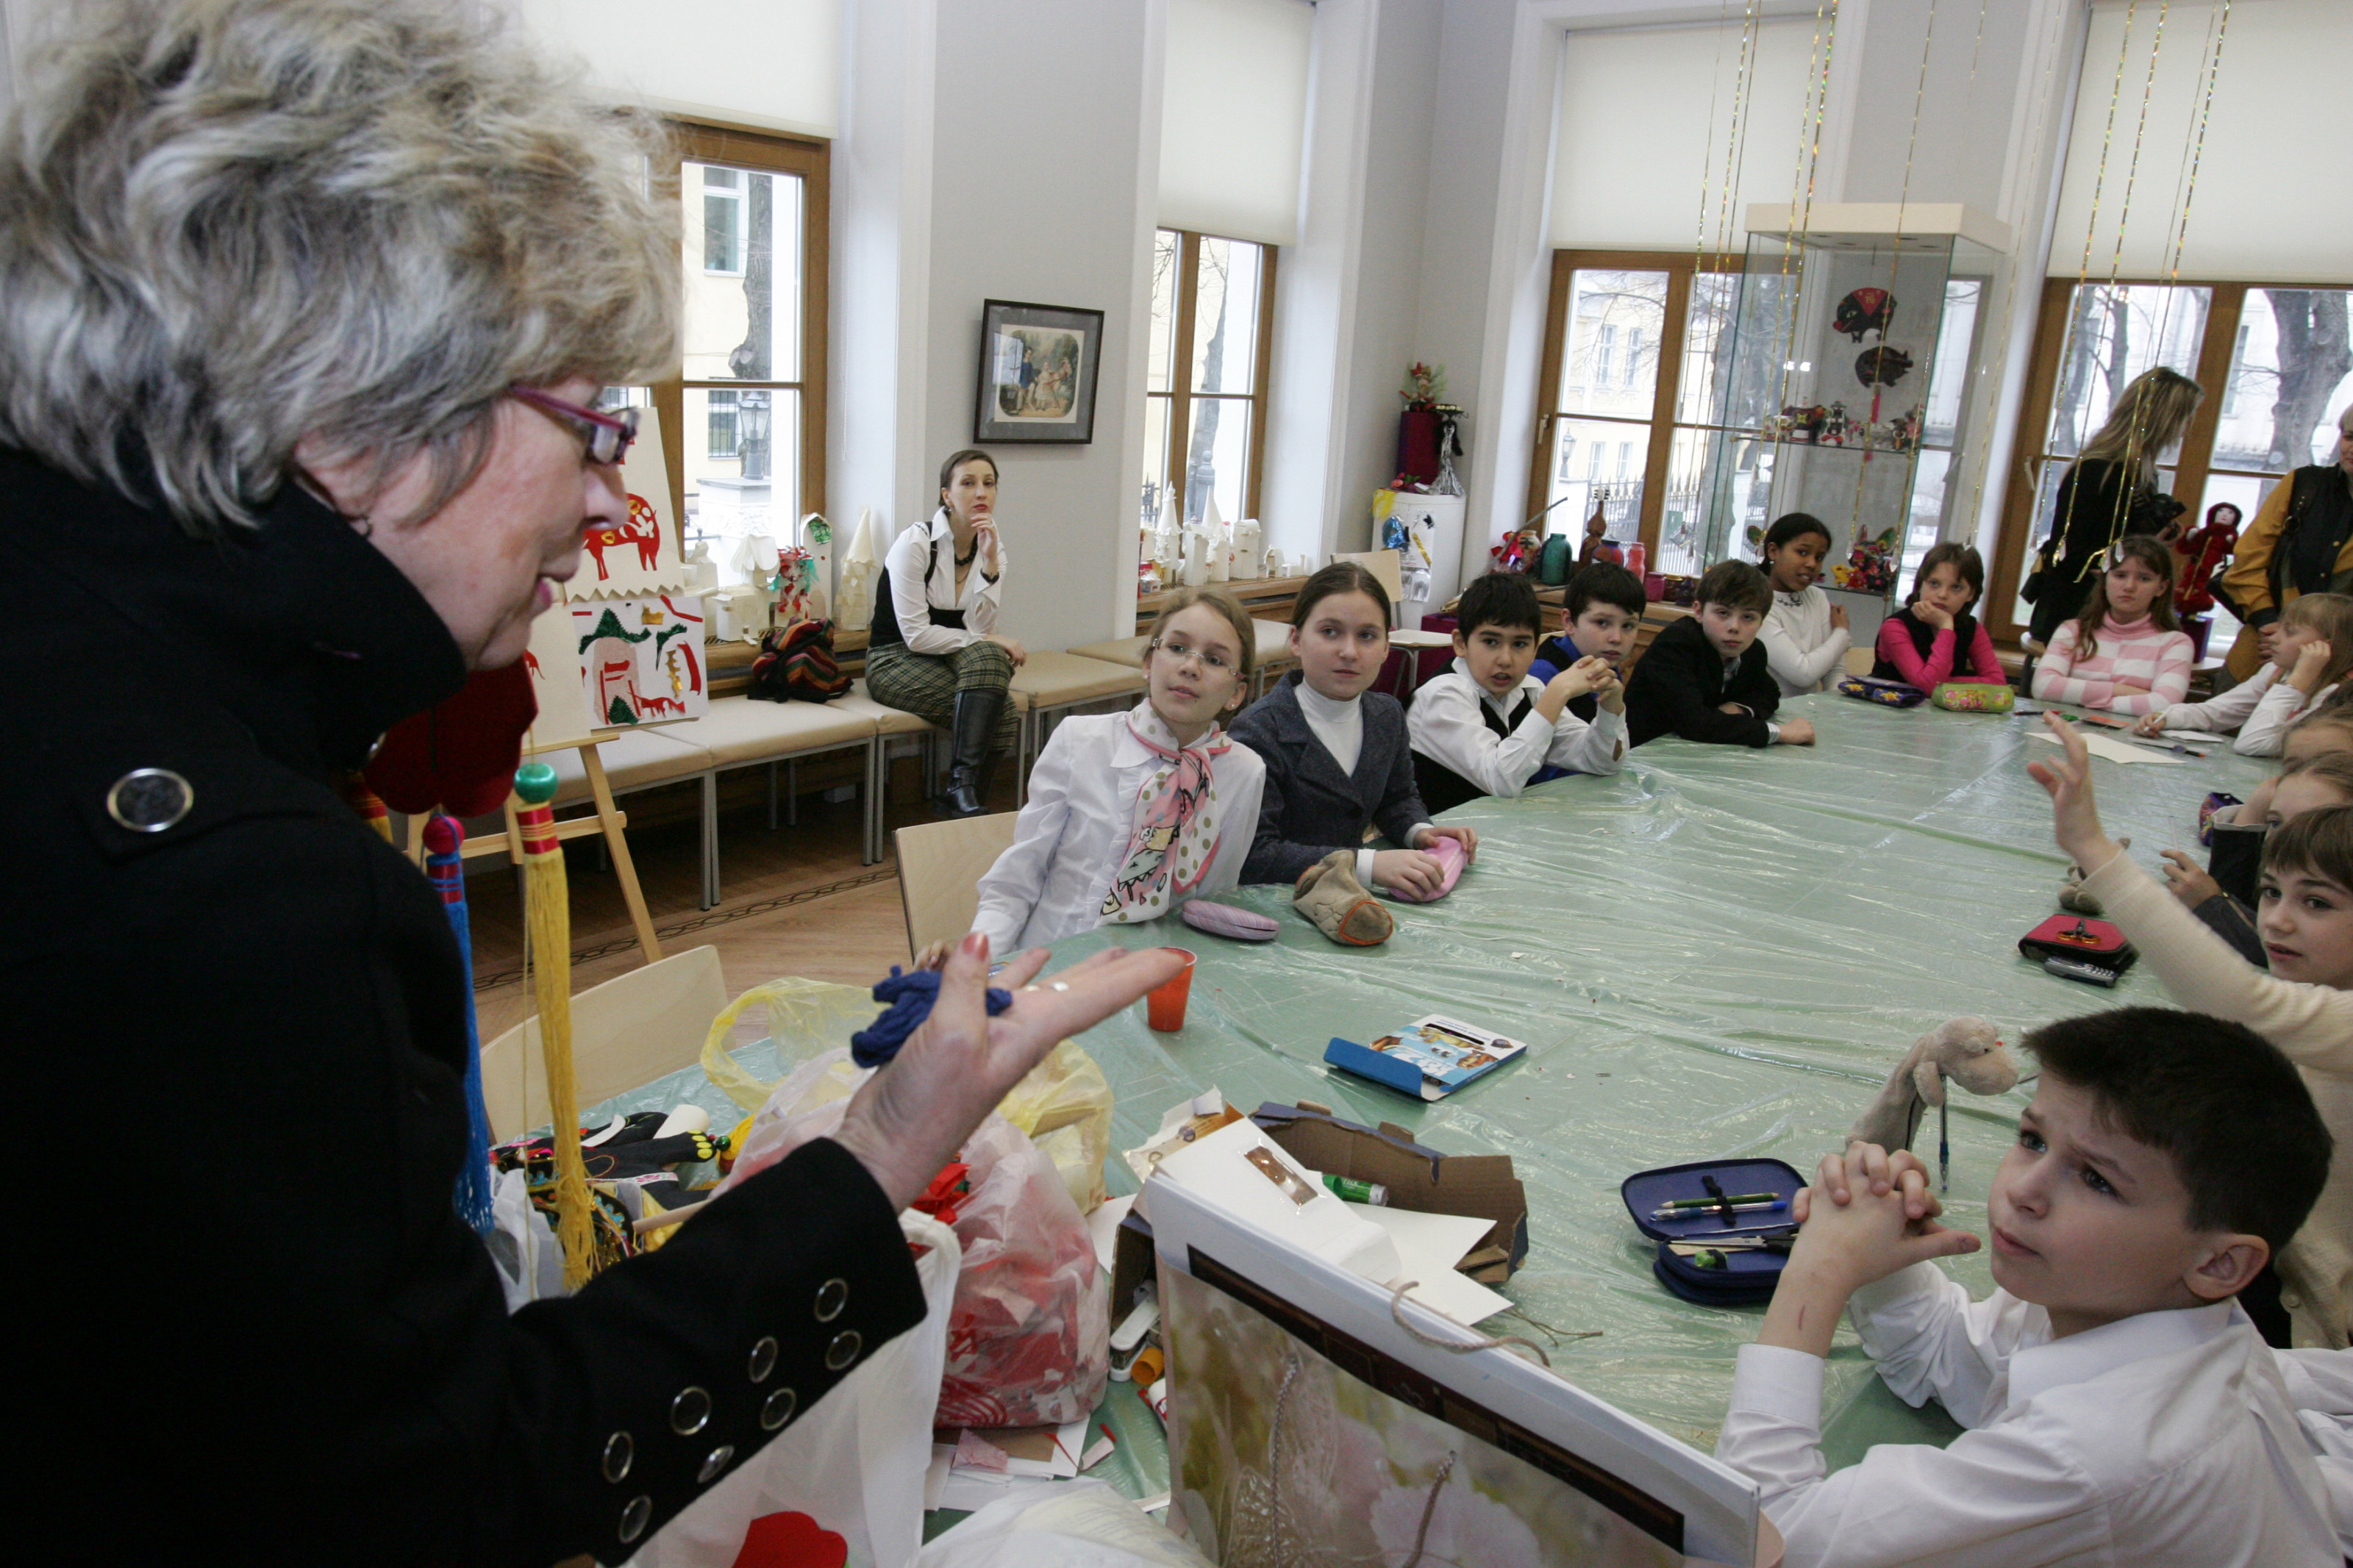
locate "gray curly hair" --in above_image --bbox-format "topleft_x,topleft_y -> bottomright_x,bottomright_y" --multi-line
0,0 -> 678,533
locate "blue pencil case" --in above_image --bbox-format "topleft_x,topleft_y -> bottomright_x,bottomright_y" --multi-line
1621,1157 -> 1804,1306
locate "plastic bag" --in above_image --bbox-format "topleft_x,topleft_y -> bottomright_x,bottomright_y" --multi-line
935,1111 -> 1108,1428
629,1210 -> 961,1568
700,977 -> 882,1111
996,1039 -> 1115,1214
715,1050 -> 1109,1431
914,1480 -> 1211,1568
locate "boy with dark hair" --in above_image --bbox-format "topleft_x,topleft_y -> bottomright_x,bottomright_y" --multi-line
1716,1007 -> 2341,1566
1531,562 -> 1647,703
1407,570 -> 1624,814
1623,559 -> 1815,748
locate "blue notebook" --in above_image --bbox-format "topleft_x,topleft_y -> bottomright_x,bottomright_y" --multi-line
1324,1014 -> 1529,1101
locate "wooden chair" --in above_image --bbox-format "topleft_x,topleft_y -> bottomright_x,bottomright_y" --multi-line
893,813 -> 1018,959
1330,548 -> 1404,610
478,943 -> 728,1142
1843,645 -> 1877,677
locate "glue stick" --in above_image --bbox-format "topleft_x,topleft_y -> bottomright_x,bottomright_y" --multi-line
1318,1171 -> 1390,1206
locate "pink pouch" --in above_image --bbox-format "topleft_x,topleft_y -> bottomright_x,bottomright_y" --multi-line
1384,834 -> 1466,903
1181,900 -> 1279,941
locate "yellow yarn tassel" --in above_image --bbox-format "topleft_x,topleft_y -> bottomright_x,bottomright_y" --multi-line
514,760 -> 596,1291
340,775 -> 395,842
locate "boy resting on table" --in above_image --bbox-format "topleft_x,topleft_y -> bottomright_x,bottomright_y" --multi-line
1407,570 -> 1625,814
1714,1008 -> 2342,1567
1624,559 -> 1816,749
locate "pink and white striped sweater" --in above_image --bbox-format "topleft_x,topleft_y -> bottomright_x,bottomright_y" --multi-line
2030,615 -> 2195,715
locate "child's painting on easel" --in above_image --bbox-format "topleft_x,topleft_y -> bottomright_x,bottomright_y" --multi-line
572,413 -> 689,599
572,595 -> 708,727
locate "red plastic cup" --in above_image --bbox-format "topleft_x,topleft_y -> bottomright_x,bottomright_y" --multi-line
1146,947 -> 1199,1032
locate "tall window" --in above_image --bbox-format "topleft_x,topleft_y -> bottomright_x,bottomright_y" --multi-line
1140,229 -> 1276,547
1991,282 -> 2351,642
644,126 -> 827,581
1526,253 -> 1737,577
1530,251 -> 1984,585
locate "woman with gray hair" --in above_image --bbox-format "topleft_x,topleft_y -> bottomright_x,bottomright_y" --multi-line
0,1 -> 1175,1560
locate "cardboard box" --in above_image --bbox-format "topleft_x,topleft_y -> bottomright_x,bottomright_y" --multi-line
1251,1100 -> 1529,1283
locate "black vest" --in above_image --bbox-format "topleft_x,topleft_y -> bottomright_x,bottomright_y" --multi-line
1413,693 -> 1529,815
1871,605 -> 1977,684
868,529 -> 972,648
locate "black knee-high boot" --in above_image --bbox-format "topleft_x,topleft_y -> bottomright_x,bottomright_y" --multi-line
937,686 -> 1007,817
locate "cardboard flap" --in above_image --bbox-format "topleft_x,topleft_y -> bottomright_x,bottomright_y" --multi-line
1254,1100 -> 1530,1277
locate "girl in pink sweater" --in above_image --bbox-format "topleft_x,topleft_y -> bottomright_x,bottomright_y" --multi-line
1872,542 -> 2005,688
2029,534 -> 2194,715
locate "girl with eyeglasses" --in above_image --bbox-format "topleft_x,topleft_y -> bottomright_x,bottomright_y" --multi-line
934,586 -> 1266,961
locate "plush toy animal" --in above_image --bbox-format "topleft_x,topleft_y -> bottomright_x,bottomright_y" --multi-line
1848,1017 -> 2019,1153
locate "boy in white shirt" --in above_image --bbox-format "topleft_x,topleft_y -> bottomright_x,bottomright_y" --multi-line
1715,1007 -> 2339,1567
1408,570 -> 1625,815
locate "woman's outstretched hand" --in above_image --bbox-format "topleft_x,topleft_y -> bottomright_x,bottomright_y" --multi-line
831,936 -> 1182,1211
2025,713 -> 2123,876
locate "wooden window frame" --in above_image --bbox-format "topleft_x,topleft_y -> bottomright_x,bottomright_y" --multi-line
1987,274 -> 2347,645
1146,229 -> 1278,533
651,120 -> 829,534
1525,249 -> 1744,562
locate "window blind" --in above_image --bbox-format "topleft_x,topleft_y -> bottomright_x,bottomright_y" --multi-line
1159,0 -> 1314,246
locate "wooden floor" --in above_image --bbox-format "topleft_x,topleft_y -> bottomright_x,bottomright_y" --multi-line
468,753 -> 1010,1040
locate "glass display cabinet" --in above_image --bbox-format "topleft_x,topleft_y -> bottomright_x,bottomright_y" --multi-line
1694,204 -> 2007,608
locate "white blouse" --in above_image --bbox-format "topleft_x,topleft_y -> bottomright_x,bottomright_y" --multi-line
1760,587 -> 1852,696
2157,665 -> 2340,756
970,706 -> 1267,953
881,509 -> 1004,656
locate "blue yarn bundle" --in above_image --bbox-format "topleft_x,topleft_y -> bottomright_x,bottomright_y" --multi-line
423,813 -> 498,1234
851,966 -> 1015,1067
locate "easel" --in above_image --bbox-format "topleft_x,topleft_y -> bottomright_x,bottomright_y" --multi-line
405,737 -> 664,967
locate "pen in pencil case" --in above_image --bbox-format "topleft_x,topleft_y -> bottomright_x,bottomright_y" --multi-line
1654,1192 -> 1779,1211
1651,1198 -> 1787,1220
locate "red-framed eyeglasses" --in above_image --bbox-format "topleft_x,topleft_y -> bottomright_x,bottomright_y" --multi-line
509,385 -> 639,467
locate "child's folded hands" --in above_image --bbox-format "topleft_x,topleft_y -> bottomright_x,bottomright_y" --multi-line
1787,1142 -> 1982,1296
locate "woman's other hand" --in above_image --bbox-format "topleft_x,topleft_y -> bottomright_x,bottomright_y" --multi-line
987,634 -> 1028,666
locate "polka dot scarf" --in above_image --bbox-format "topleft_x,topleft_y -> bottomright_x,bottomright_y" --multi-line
1101,701 -> 1229,924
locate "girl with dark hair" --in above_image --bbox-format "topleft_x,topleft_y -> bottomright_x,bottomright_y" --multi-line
867,448 -> 1026,815
1873,543 -> 2004,688
1757,513 -> 1853,695
2029,535 -> 2195,715
1229,562 -> 1476,895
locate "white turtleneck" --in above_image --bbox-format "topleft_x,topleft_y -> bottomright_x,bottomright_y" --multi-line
1293,679 -> 1365,776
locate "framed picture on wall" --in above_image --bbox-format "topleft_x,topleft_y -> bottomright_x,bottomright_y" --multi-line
974,298 -> 1104,443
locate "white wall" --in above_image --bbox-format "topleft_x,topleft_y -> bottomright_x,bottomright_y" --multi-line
919,0 -> 1159,653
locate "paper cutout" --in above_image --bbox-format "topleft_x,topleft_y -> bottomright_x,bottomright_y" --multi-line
521,599 -> 599,751
570,409 -> 688,599
573,594 -> 708,727
837,507 -> 876,627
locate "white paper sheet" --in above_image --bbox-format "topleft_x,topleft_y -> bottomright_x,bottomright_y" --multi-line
1088,1193 -> 1136,1273
2027,730 -> 2185,766
1340,1202 -> 1515,1325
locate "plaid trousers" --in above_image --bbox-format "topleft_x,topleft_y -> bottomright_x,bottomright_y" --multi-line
865,639 -> 1021,751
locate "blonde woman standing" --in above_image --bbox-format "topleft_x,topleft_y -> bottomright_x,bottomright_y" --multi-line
2024,366 -> 2204,647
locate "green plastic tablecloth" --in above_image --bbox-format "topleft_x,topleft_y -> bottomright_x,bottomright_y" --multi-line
589,693 -> 2274,1507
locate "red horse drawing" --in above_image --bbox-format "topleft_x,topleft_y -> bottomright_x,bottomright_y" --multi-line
583,494 -> 663,581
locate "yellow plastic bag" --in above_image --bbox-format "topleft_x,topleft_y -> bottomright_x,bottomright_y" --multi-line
997,1039 -> 1115,1215
699,977 -> 880,1111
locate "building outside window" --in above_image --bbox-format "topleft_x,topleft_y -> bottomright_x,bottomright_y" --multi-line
1139,229 -> 1276,556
